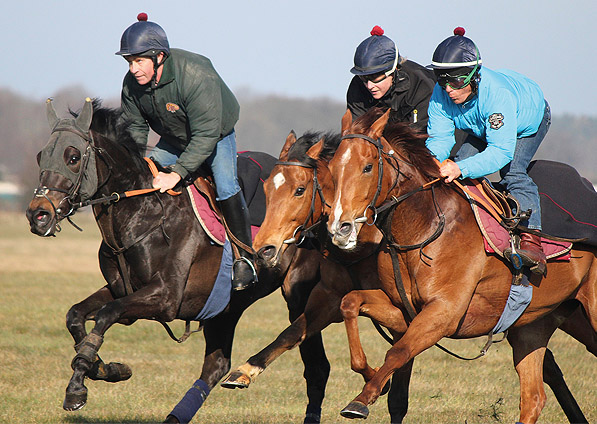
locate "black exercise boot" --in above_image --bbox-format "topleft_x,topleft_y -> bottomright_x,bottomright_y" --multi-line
219,192 -> 257,291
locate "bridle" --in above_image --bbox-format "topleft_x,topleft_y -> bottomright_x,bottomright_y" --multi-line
34,126 -> 106,232
338,132 -> 445,252
274,160 -> 328,245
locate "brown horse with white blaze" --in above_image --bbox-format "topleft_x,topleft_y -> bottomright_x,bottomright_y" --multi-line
326,108 -> 597,423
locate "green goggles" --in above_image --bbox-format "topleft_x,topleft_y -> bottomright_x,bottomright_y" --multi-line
437,61 -> 479,90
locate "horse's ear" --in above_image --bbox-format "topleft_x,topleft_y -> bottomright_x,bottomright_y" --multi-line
341,109 -> 353,136
306,139 -> 324,160
46,98 -> 59,129
369,108 -> 391,139
279,130 -> 297,161
75,97 -> 93,131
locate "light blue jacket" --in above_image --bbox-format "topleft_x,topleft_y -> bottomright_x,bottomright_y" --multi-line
426,67 -> 545,179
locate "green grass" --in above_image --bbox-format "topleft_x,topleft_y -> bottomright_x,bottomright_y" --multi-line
1,210 -> 595,423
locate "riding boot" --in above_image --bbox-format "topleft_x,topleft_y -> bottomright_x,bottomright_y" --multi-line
219,192 -> 257,291
517,232 -> 547,276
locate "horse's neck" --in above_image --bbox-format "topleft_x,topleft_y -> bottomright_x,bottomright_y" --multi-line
92,135 -> 158,245
95,135 -> 151,196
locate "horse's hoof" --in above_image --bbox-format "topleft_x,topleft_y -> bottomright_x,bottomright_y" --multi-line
88,360 -> 132,382
340,401 -> 369,419
63,388 -> 88,411
220,371 -> 250,389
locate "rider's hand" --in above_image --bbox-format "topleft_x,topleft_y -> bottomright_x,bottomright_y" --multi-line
439,159 -> 462,183
152,171 -> 182,193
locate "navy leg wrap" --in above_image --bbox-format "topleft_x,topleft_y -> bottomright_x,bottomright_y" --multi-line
169,379 -> 211,424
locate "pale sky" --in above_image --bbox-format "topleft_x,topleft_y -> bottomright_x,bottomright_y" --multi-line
3,0 -> 596,116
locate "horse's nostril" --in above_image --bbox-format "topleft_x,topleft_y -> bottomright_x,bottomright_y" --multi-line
258,245 -> 276,261
339,222 -> 353,237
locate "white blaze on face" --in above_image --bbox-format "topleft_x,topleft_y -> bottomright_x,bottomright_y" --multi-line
330,147 -> 352,233
273,172 -> 285,190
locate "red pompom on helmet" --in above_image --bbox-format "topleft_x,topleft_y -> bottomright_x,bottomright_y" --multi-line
137,12 -> 148,22
453,27 -> 466,36
370,26 -> 384,36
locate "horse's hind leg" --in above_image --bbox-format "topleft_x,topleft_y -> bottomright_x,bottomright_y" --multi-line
509,308 -> 573,424
166,311 -> 240,424
387,359 -> 414,424
543,348 -> 588,424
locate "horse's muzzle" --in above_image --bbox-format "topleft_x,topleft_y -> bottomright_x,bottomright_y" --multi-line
331,221 -> 359,250
26,206 -> 57,237
256,245 -> 280,268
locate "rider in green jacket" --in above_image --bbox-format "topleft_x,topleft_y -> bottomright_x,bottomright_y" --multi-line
116,13 -> 256,291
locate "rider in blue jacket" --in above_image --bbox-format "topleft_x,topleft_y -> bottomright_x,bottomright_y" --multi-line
426,27 -> 551,275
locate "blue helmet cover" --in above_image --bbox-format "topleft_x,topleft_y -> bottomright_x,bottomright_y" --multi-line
430,28 -> 481,70
351,26 -> 398,75
116,13 -> 170,57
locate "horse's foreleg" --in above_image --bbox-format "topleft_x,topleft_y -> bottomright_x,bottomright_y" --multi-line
340,290 -> 408,383
64,282 -> 178,412
66,286 -> 133,384
341,300 -> 453,420
299,332 -> 330,424
222,283 -> 341,392
543,348 -> 588,424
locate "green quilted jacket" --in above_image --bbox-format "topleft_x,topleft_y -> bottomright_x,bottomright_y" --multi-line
121,48 -> 240,178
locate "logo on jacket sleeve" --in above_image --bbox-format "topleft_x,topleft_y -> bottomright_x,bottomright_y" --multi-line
166,103 -> 180,113
488,113 -> 504,130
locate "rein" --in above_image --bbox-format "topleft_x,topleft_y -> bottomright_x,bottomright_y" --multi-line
76,157 -> 182,208
342,132 -> 503,361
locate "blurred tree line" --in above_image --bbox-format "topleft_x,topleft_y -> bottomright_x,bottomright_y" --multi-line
1,85 -> 595,211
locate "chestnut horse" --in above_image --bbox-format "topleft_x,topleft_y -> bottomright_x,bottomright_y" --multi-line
25,99 -> 328,423
325,108 -> 597,423
222,125 -> 594,423
220,131 -> 416,422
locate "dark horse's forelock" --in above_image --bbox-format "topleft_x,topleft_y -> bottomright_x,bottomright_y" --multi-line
288,131 -> 340,168
69,99 -> 145,169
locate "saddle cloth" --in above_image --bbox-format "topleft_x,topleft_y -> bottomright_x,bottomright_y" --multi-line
462,180 -> 572,261
184,180 -> 260,322
186,180 -> 260,245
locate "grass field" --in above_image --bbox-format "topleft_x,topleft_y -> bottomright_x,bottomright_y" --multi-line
1,210 -> 595,423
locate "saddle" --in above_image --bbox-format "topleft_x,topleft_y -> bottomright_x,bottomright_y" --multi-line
456,179 -> 572,262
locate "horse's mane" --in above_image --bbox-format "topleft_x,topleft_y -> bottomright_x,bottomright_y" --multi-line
69,99 -> 145,170
288,131 -> 341,168
350,108 -> 441,180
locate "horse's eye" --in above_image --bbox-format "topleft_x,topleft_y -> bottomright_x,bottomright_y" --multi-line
294,187 -> 306,196
68,154 -> 80,165
363,164 -> 373,173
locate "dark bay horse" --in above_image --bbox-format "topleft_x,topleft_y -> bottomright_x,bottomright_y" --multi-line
25,98 -> 327,423
325,108 -> 597,423
221,126 -> 594,423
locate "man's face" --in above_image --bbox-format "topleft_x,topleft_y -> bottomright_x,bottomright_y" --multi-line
444,84 -> 473,105
126,55 -> 156,85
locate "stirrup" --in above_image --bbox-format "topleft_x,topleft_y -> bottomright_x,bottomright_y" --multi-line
232,257 -> 257,291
